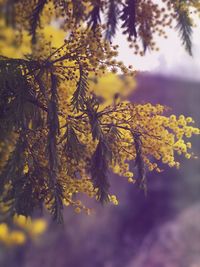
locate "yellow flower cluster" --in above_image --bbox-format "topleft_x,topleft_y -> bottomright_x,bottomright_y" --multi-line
99,102 -> 199,178
0,215 -> 47,246
13,215 -> 47,238
109,195 -> 119,206
0,223 -> 26,246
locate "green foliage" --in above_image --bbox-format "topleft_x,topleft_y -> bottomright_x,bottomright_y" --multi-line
121,0 -> 137,39
71,65 -> 89,112
91,137 -> 111,204
133,132 -> 146,195
176,1 -> 193,56
105,0 -> 120,40
0,57 -> 40,136
30,0 -> 47,44
88,1 -> 101,31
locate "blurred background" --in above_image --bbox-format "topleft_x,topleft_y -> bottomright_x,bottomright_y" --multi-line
1,71 -> 200,267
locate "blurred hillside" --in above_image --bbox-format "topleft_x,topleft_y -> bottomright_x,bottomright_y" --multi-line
2,74 -> 200,267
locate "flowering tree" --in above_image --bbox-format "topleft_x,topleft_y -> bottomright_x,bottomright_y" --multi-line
0,0 -> 199,223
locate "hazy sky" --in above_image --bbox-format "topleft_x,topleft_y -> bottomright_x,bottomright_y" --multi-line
114,24 -> 200,82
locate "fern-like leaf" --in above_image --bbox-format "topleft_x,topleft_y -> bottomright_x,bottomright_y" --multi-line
85,95 -> 102,140
176,2 -> 193,56
0,58 -> 42,136
91,137 -> 112,204
63,124 -> 85,163
47,73 -> 63,223
105,0 -> 119,41
29,0 -> 47,44
120,0 -> 137,38
0,135 -> 26,196
49,181 -> 64,224
71,65 -> 88,112
133,132 -> 147,195
87,1 -> 101,31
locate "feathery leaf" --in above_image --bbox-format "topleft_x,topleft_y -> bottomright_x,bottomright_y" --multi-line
120,0 -> 137,38
105,0 -> 119,41
176,2 -> 193,56
133,132 -> 147,195
29,0 -> 47,44
91,137 -> 111,204
87,1 -> 101,31
47,73 -> 63,223
71,65 -> 88,112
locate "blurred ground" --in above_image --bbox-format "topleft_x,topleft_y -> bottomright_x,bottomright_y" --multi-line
128,203 -> 200,267
1,73 -> 200,267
